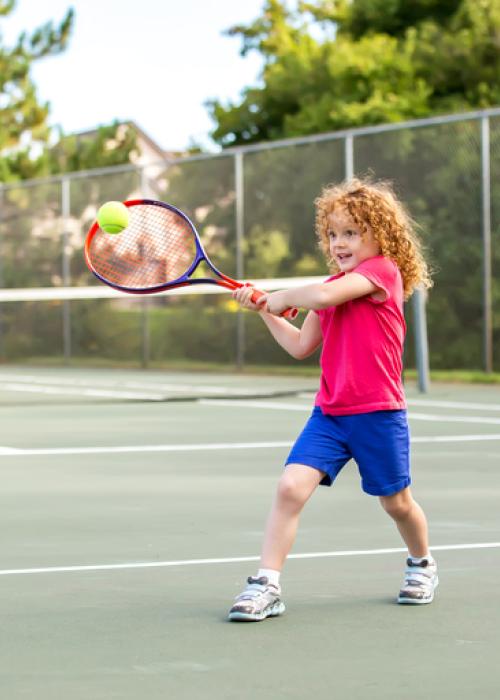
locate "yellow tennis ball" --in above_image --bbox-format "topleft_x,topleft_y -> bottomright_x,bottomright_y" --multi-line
97,201 -> 130,234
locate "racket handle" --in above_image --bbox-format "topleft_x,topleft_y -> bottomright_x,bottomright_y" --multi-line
249,288 -> 299,320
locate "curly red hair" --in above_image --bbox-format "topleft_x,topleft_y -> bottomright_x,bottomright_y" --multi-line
315,177 -> 432,300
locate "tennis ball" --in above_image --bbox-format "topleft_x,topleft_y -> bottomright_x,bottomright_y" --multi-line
97,201 -> 130,234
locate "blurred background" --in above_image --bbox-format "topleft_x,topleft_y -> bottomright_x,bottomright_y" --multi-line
1,0 -> 499,377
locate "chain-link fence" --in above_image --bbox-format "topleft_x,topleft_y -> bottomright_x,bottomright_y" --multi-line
0,108 -> 498,371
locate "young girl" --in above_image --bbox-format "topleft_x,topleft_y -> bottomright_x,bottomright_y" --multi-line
228,177 -> 437,622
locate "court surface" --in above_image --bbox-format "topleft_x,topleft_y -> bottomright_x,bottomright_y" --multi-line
1,366 -> 499,699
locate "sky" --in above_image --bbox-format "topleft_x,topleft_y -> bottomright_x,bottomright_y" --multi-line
2,0 -> 267,152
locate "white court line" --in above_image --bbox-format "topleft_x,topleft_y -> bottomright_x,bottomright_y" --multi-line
408,398 -> 500,412
409,412 -> 500,426
8,379 -> 498,409
1,434 -> 500,456
200,399 -> 311,411
0,441 -> 293,456
411,434 -> 500,443
0,382 -> 165,401
260,390 -> 500,411
0,541 -> 498,577
200,400 -> 500,425
2,377 -> 499,410
0,375 -> 276,397
298,393 -> 500,413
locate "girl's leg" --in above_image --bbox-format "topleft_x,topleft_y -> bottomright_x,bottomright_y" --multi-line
380,486 -> 439,604
228,464 -> 324,621
379,486 -> 429,557
260,464 -> 325,571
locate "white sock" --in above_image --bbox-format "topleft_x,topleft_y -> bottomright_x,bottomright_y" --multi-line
257,568 -> 281,587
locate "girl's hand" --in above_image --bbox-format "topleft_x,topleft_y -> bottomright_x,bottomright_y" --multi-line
232,284 -> 267,312
263,290 -> 291,316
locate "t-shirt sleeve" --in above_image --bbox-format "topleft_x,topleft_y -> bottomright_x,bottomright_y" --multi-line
353,256 -> 398,304
314,274 -> 342,316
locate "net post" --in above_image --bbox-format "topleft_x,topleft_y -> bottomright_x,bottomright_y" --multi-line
481,116 -> 493,373
235,151 -> 245,370
61,177 -> 72,365
412,287 -> 430,393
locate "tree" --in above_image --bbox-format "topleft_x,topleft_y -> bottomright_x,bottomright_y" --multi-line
0,2 -> 136,181
203,0 -> 500,370
208,0 -> 500,147
0,3 -> 139,293
47,122 -> 138,175
0,1 -> 74,180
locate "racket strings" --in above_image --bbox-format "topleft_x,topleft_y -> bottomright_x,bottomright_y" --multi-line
88,204 -> 197,288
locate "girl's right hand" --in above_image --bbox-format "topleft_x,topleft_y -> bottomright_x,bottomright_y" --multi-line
232,284 -> 267,312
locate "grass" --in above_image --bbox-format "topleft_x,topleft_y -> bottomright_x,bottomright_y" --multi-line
404,369 -> 500,384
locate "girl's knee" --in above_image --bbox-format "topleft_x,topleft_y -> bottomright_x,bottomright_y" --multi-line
276,471 -> 311,507
379,490 -> 413,520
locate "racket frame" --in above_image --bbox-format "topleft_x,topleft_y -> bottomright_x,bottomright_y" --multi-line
84,198 -> 298,319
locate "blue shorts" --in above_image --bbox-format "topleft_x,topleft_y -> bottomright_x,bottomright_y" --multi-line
285,406 -> 410,496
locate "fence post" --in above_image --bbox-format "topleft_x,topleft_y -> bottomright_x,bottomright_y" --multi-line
61,178 -> 72,364
235,150 -> 245,370
345,133 -> 354,179
140,167 -> 151,368
481,116 -> 493,373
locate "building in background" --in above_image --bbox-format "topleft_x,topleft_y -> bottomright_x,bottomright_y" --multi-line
72,120 -> 183,168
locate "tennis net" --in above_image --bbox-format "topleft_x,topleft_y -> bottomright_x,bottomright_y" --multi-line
0,276 -> 427,404
0,278 -> 323,373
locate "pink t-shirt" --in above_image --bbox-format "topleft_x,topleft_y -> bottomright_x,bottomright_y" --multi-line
315,255 -> 407,416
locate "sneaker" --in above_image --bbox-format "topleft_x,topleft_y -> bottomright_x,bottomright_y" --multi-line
398,557 -> 439,605
228,576 -> 286,622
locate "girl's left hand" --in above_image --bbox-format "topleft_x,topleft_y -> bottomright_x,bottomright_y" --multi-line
263,290 -> 291,316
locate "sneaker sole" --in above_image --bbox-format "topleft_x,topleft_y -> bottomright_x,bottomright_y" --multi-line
397,577 -> 439,605
228,601 -> 285,622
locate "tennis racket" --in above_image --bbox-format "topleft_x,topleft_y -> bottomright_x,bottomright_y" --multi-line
84,199 -> 298,319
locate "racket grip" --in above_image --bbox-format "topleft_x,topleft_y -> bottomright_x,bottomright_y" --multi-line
249,288 -> 299,320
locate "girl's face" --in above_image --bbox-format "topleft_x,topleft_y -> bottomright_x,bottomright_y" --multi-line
327,207 -> 381,273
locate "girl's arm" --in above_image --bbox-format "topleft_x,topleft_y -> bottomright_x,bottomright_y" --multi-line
260,308 -> 322,359
232,286 -> 322,360
262,273 -> 379,315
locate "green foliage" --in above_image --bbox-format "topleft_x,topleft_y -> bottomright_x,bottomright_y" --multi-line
334,0 -> 463,38
208,0 -> 500,146
0,2 -> 73,180
0,299 -> 314,368
202,0 -> 500,372
159,155 -> 238,275
48,123 -> 138,174
0,4 -> 137,181
239,141 -> 343,277
244,227 -> 290,278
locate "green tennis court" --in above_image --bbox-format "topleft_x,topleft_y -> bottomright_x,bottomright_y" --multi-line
0,367 -> 499,698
